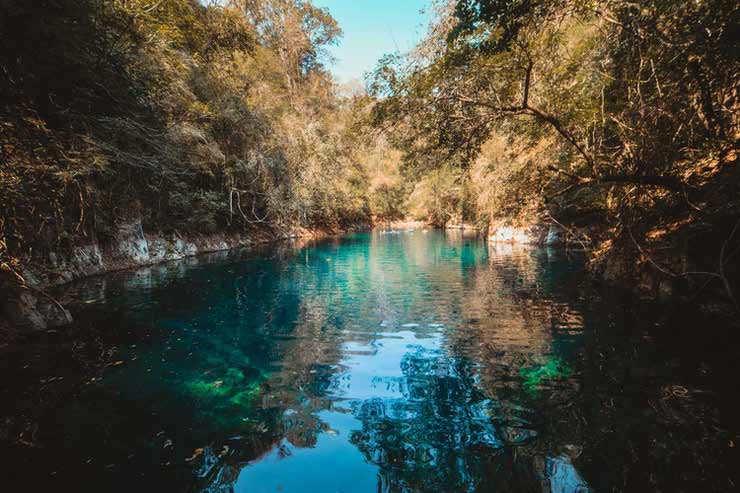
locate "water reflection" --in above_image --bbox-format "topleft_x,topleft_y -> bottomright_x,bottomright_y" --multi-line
1,230 -> 735,492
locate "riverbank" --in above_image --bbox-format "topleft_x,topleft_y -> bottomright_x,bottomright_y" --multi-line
4,217 -> 736,337
1,220 -> 369,334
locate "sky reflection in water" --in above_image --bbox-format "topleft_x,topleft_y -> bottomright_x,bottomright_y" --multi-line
5,229 -> 734,492
69,230 -> 588,492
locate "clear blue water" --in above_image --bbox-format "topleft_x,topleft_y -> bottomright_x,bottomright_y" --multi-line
1,230 -> 737,492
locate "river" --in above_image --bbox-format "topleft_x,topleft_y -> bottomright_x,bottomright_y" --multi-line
1,230 -> 737,492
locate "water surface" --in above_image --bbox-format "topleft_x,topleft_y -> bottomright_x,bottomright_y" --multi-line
1,230 -> 737,492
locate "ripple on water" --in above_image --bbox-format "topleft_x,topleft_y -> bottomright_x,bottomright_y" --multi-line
3,230 -> 733,493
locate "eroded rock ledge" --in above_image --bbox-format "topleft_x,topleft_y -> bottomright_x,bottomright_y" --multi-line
487,222 -> 567,247
2,219 -> 341,333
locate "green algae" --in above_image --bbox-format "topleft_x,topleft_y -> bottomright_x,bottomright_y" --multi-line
185,367 -> 266,411
520,356 -> 571,395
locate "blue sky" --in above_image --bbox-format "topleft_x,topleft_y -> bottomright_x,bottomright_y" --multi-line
313,0 -> 431,83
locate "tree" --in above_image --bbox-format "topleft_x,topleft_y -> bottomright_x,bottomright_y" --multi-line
370,0 -> 740,301
0,0 -> 373,292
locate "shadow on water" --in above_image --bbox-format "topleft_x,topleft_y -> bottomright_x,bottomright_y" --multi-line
0,230 -> 738,492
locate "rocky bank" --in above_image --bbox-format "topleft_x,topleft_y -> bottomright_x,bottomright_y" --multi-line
1,219 -> 339,333
487,221 -> 568,247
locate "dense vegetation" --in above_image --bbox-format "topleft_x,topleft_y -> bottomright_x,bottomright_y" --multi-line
1,0 -> 739,311
0,0 -> 380,287
370,0 -> 740,306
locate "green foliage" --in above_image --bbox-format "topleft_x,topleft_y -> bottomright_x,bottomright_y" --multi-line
359,135 -> 408,222
371,0 -> 740,294
450,0 -> 555,53
2,0 -> 738,301
408,167 -> 465,227
370,183 -> 407,223
0,0 -> 374,277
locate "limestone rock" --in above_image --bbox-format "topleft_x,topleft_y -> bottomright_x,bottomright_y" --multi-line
114,220 -> 150,264
545,226 -> 565,246
488,225 -> 543,245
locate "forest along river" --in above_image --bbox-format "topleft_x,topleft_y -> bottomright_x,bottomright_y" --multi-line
1,230 -> 738,492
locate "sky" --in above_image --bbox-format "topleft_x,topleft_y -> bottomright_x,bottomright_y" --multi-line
312,0 -> 432,84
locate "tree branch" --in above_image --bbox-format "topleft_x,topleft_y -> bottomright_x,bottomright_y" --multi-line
547,164 -> 689,194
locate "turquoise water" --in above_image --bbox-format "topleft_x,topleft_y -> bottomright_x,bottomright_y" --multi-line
1,230 -> 737,492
